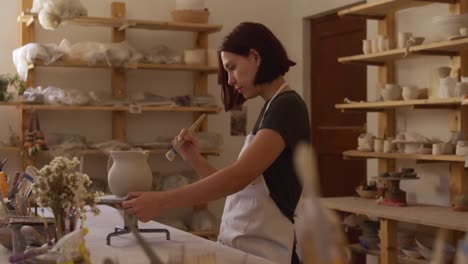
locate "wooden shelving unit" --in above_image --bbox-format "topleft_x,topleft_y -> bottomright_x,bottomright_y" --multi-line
343,150 -> 465,162
335,1 -> 468,264
338,0 -> 457,20
16,0 -> 222,238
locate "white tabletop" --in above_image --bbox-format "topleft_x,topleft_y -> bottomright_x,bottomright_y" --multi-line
0,205 -> 274,264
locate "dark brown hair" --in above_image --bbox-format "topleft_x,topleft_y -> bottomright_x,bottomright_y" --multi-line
218,22 -> 296,111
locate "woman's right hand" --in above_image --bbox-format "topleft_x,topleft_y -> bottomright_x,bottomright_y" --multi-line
173,128 -> 199,161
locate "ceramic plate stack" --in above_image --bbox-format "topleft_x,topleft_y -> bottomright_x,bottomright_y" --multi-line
172,0 -> 209,24
432,14 -> 468,40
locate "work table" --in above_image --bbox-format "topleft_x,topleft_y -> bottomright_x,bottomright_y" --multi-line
0,205 -> 275,264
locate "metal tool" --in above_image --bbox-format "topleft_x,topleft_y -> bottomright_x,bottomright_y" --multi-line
165,113 -> 206,162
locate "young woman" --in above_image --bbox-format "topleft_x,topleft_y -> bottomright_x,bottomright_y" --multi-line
123,22 -> 310,264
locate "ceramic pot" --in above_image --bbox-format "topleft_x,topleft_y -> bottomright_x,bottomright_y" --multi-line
107,151 -> 152,197
184,49 -> 207,65
455,82 -> 468,97
402,86 -> 420,100
439,77 -> 457,98
381,84 -> 401,101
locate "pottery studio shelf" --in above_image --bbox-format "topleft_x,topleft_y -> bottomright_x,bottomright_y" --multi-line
0,147 -> 222,156
32,61 -> 219,73
338,37 -> 468,65
338,0 -> 456,20
348,244 -> 429,264
343,150 -> 465,162
18,11 -> 223,33
335,98 -> 462,111
322,197 -> 468,231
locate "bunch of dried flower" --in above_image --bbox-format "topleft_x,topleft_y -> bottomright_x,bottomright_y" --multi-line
32,156 -> 102,239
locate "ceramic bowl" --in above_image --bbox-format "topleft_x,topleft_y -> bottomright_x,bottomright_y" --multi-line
402,86 -> 420,100
460,27 -> 468,37
356,186 -> 378,199
184,49 -> 207,65
411,37 -> 425,45
381,88 -> 400,101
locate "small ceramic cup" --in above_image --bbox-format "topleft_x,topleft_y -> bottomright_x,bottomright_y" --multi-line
397,32 -> 412,49
377,35 -> 388,52
432,142 -> 444,155
455,82 -> 468,97
362,40 -> 372,54
456,140 -> 468,156
374,138 -> 384,153
383,139 -> 394,153
371,38 -> 379,53
460,27 -> 468,37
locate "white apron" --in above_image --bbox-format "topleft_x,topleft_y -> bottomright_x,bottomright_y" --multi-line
218,83 -> 294,264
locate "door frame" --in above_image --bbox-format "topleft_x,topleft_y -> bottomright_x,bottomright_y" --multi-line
302,1 -> 366,146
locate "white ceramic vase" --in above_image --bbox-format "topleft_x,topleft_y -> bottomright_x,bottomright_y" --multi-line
107,151 -> 152,197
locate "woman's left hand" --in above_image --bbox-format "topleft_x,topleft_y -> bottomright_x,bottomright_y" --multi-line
122,192 -> 167,222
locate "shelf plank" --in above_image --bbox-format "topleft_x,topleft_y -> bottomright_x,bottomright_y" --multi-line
18,104 -> 221,113
343,150 -> 465,162
33,61 -> 219,73
335,98 -> 462,110
322,197 -> 468,232
338,37 -> 468,65
338,48 -> 407,65
18,11 -> 222,33
338,0 -> 455,20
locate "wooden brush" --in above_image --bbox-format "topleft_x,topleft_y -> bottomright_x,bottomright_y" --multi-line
165,114 -> 206,162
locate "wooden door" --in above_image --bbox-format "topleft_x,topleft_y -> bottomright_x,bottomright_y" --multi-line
310,13 -> 367,197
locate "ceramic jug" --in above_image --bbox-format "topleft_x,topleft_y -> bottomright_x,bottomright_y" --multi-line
107,151 -> 152,197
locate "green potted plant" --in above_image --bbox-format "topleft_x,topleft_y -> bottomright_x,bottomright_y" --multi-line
0,74 -> 26,102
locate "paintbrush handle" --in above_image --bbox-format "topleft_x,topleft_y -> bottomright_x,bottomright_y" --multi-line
166,114 -> 206,162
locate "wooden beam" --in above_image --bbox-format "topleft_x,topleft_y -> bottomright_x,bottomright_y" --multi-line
20,0 -> 35,90
380,219 -> 398,264
111,2 -> 127,142
193,32 -> 209,132
449,163 -> 468,204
